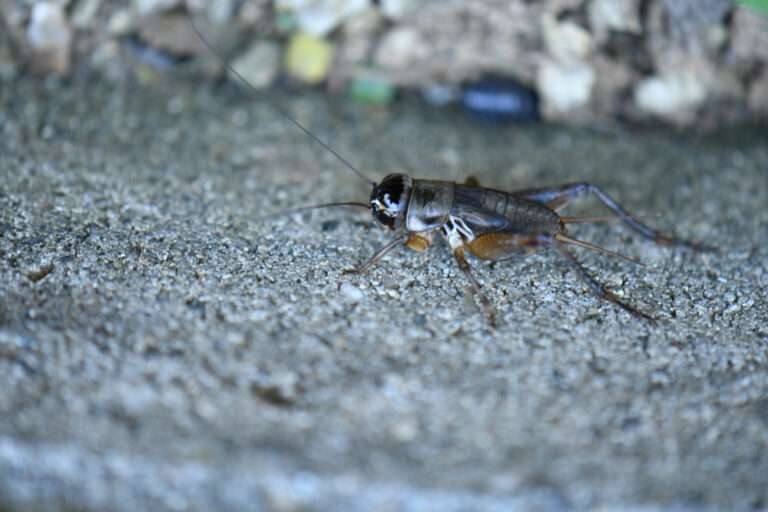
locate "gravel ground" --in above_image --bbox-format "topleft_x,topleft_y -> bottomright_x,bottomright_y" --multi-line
1,78 -> 767,511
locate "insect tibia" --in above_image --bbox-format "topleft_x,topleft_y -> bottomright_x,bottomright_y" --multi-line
556,243 -> 657,325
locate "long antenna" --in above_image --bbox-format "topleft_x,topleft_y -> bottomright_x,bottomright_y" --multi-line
554,233 -> 644,267
255,201 -> 369,221
183,2 -> 376,188
561,213 -> 660,224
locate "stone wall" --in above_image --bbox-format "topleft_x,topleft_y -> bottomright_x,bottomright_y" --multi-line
2,0 -> 767,125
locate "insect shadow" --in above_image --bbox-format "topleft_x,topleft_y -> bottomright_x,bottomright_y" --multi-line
185,5 -> 715,325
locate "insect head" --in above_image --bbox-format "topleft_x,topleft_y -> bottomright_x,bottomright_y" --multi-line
370,174 -> 413,231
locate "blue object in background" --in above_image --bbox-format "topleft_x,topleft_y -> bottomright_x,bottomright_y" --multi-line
127,37 -> 180,70
461,78 -> 539,123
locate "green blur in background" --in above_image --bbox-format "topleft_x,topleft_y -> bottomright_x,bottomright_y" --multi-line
739,0 -> 768,16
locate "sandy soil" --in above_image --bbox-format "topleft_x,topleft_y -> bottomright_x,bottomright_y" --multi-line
1,78 -> 766,511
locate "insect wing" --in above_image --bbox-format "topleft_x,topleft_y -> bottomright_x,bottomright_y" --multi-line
450,185 -> 510,235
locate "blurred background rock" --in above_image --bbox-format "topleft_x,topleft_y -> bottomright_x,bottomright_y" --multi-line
2,0 -> 767,125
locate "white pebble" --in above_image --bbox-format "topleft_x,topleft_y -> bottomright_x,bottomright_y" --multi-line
340,282 -> 364,302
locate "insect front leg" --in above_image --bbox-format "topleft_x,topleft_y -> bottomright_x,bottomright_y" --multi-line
404,233 -> 432,252
513,182 -> 713,251
343,234 -> 431,275
343,234 -> 408,275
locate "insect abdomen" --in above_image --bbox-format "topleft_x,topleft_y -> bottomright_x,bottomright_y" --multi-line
496,193 -> 562,234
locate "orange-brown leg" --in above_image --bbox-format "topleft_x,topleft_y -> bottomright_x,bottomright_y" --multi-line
466,231 -> 656,323
456,231 -> 555,324
404,233 -> 432,252
344,234 -> 431,275
467,232 -> 553,261
453,247 -> 495,323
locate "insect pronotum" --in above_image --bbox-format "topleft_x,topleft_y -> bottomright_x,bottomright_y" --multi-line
185,4 -> 713,325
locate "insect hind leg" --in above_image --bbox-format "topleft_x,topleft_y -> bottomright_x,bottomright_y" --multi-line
514,182 -> 713,252
555,242 -> 657,324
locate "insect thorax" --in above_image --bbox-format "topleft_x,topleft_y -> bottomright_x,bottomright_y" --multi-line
405,180 -> 454,232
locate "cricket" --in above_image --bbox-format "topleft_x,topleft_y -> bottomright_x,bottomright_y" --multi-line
186,6 -> 713,325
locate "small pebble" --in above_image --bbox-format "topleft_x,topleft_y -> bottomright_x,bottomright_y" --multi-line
348,75 -> 395,105
391,417 -> 418,442
321,220 -> 339,232
106,8 -> 133,36
379,0 -> 411,19
273,10 -> 296,34
421,83 -> 459,106
229,40 -> 280,89
284,33 -> 334,84
26,1 -> 73,75
340,282 -> 364,302
127,39 -> 179,70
